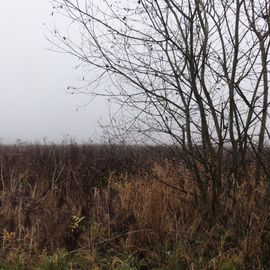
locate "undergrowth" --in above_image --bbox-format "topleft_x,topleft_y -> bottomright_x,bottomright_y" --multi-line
0,143 -> 269,269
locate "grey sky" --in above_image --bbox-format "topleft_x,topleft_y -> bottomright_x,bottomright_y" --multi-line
0,0 -> 108,143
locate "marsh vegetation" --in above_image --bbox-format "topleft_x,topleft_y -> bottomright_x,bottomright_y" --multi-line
0,142 -> 270,269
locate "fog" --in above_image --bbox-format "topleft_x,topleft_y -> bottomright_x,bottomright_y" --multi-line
0,0 -> 109,144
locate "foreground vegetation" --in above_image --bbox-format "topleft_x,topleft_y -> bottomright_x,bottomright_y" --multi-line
0,142 -> 269,269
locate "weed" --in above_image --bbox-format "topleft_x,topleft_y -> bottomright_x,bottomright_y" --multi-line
0,143 -> 268,269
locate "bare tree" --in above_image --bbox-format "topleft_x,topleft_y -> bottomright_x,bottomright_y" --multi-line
50,0 -> 270,206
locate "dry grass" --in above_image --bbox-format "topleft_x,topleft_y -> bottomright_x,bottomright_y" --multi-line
0,143 -> 269,269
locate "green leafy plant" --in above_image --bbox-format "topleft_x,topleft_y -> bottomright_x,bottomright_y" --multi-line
70,215 -> 85,232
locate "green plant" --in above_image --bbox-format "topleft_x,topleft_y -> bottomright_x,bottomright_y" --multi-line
36,250 -> 74,270
70,215 -> 85,232
114,255 -> 141,270
221,261 -> 238,270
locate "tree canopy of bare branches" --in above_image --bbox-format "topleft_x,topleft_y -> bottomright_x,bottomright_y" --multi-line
51,0 -> 270,206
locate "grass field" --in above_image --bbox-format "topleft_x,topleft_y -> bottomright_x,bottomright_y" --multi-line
0,142 -> 269,269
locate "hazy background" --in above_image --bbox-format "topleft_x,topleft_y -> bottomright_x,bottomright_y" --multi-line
0,0 -> 108,144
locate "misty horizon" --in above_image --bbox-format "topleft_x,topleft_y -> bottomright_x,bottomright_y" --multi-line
0,1 -> 108,144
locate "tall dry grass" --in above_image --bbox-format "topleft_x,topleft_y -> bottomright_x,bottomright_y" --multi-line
0,143 -> 269,269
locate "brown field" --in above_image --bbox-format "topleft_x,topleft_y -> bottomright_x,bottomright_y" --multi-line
0,143 -> 269,269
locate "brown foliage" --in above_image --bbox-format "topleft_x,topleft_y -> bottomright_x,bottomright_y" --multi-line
0,143 -> 270,268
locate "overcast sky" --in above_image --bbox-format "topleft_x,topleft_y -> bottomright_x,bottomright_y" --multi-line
0,0 -> 108,144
